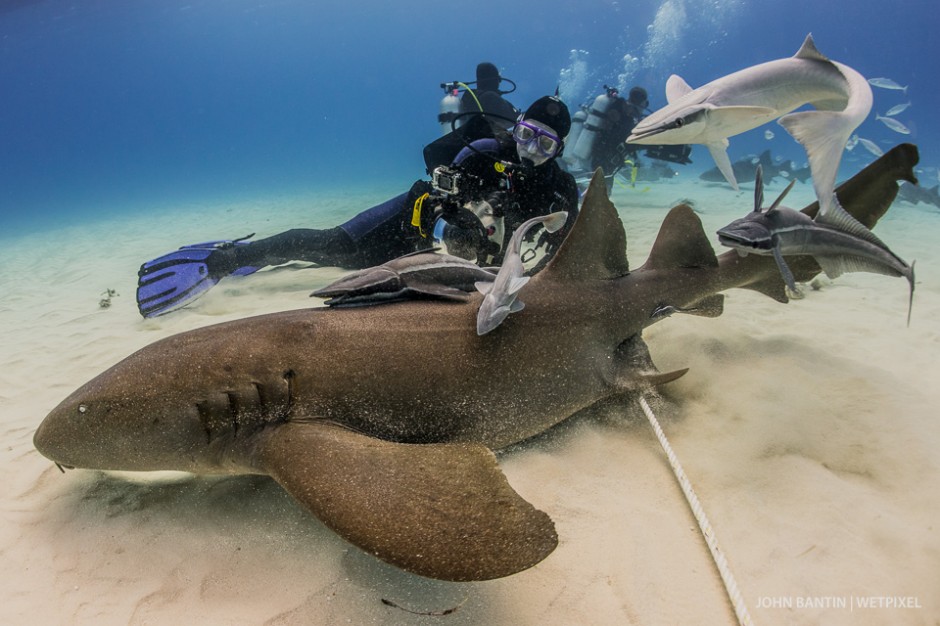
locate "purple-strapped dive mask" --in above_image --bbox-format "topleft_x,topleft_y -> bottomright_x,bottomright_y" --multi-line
512,120 -> 561,159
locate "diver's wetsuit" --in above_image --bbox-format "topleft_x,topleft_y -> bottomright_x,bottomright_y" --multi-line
212,133 -> 579,276
590,96 -> 645,175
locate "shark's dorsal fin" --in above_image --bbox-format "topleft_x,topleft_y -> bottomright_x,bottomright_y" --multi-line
665,74 -> 693,103
539,169 -> 630,281
794,33 -> 829,62
642,204 -> 718,271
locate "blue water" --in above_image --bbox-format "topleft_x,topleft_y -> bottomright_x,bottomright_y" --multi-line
1,0 -> 937,236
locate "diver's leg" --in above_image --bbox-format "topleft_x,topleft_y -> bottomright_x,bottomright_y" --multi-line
339,190 -> 432,268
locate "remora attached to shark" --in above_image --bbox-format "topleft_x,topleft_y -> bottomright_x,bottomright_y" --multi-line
476,211 -> 568,335
33,145 -> 919,583
628,34 -> 872,216
717,164 -> 915,323
311,249 -> 495,307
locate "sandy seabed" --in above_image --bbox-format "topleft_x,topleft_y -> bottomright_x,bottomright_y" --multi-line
1,170 -> 938,625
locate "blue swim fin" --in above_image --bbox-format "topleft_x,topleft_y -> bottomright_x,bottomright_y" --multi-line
136,235 -> 259,318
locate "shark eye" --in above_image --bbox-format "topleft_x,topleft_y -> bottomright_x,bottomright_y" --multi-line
674,118 -> 684,128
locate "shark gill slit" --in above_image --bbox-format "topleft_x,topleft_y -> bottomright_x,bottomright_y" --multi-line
226,391 -> 240,437
281,369 -> 295,422
194,370 -> 295,443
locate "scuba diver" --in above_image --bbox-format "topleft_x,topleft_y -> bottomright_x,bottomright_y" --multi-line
137,96 -> 579,318
439,62 -> 520,134
563,85 -> 691,185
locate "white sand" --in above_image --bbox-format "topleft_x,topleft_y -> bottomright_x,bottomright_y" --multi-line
2,171 -> 938,625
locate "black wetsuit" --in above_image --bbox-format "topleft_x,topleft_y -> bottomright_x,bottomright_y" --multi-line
591,96 -> 644,175
212,133 -> 578,276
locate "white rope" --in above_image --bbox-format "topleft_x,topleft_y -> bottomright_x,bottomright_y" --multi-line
639,395 -> 754,626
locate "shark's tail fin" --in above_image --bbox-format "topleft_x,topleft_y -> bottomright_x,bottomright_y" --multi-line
779,110 -> 853,216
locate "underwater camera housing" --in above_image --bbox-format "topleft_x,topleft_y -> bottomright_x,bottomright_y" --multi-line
431,165 -> 463,196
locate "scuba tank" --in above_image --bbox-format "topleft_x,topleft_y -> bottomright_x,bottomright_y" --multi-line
572,86 -> 617,164
438,82 -> 462,135
562,107 -> 588,169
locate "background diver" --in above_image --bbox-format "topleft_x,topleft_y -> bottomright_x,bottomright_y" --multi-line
563,85 -> 692,188
137,96 -> 579,318
438,61 -> 520,134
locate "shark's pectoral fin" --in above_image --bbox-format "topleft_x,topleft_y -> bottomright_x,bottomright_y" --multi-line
475,281 -> 493,295
509,300 -> 525,313
705,140 -> 739,191
258,420 -> 557,581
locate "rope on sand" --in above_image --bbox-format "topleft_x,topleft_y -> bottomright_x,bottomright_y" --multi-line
639,395 -> 754,626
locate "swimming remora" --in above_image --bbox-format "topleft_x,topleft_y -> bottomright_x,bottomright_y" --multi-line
33,144 -> 918,582
717,165 -> 915,323
628,34 -> 871,217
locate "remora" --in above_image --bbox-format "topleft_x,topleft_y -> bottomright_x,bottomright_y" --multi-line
717,165 -> 915,323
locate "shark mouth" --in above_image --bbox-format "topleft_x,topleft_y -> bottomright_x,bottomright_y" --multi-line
628,124 -> 669,142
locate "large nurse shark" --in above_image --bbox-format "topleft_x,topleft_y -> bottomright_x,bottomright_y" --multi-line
33,145 -> 918,582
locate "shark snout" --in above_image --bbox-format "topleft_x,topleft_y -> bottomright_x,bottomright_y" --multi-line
627,124 -> 668,143
35,389 -> 209,472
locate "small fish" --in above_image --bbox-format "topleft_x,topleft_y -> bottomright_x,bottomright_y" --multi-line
884,102 -> 911,116
867,77 -> 908,93
858,137 -> 884,157
845,134 -> 859,151
875,114 -> 911,135
764,129 -> 775,140
476,211 -> 568,335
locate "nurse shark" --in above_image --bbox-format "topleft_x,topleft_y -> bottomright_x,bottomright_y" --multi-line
33,144 -> 917,582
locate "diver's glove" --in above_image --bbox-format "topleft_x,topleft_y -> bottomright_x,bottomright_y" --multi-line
136,235 -> 259,318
